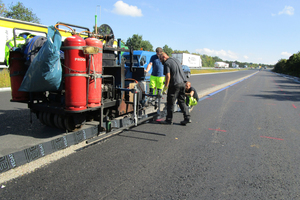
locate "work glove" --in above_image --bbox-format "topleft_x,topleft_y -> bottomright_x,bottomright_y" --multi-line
162,87 -> 168,95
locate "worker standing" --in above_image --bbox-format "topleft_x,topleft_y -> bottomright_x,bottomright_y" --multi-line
145,47 -> 164,108
158,52 -> 191,125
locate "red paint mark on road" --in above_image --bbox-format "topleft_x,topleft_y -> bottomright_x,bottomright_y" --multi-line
209,128 -> 227,132
260,136 -> 284,141
292,104 -> 297,109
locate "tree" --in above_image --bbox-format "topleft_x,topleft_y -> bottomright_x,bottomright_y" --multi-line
273,52 -> 300,77
163,45 -> 173,57
126,34 -> 142,50
125,34 -> 153,51
212,56 -> 222,62
200,54 -> 221,67
173,50 -> 190,54
273,59 -> 287,74
4,2 -> 40,23
141,40 -> 153,52
285,52 -> 300,76
0,0 -> 7,17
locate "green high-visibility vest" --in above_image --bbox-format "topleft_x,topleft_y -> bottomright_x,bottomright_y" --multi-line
5,37 -> 26,66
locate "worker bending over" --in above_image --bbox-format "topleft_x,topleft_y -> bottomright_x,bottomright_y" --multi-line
185,81 -> 199,112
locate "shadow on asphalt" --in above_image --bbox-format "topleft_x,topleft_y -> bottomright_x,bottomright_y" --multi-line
274,79 -> 300,84
248,91 -> 300,102
247,77 -> 300,102
0,108 -> 65,138
127,129 -> 166,136
117,134 -> 159,142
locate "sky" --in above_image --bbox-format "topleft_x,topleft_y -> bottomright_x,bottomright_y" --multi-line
2,0 -> 300,65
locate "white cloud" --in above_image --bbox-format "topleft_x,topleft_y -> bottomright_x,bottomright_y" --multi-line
112,1 -> 143,17
281,51 -> 292,57
195,48 -> 238,60
278,6 -> 294,16
243,55 -> 249,60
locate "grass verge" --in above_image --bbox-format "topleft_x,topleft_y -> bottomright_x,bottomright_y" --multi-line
0,69 -> 10,88
191,68 -> 247,74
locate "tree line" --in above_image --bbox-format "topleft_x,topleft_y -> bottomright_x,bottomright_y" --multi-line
273,52 -> 300,77
1,1 -> 274,68
123,34 -> 274,68
0,1 -> 40,23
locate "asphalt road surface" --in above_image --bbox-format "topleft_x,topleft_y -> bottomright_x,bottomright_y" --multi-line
2,70 -> 300,199
0,70 -> 255,157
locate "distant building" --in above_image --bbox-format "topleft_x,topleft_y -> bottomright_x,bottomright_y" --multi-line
232,63 -> 239,68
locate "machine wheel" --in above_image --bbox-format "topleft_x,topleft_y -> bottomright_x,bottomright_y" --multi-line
58,115 -> 66,130
53,114 -> 60,129
86,114 -> 94,122
64,116 -> 77,132
42,112 -> 48,126
39,112 -> 46,125
46,112 -> 55,127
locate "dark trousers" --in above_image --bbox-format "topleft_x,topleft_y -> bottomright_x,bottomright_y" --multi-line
150,88 -> 162,102
166,82 -> 190,121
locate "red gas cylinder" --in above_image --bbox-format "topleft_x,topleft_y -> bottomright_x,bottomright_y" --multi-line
64,34 -> 87,111
85,37 -> 103,107
9,51 -> 29,102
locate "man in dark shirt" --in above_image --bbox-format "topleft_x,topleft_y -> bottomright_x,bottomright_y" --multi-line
185,81 -> 199,112
159,52 -> 191,125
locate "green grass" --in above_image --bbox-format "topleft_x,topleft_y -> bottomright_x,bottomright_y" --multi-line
191,68 -> 247,74
0,69 -> 10,88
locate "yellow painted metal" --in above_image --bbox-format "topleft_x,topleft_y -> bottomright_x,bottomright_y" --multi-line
0,17 -> 86,38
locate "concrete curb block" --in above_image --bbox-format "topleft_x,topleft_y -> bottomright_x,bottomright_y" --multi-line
273,72 -> 300,83
0,87 -> 11,92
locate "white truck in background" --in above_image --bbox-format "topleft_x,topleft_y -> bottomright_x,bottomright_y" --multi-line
214,61 -> 229,68
171,53 -> 202,69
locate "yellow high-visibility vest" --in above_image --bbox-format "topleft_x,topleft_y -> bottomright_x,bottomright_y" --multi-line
5,36 -> 26,66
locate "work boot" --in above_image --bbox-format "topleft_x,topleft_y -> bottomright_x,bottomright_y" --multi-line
159,119 -> 173,125
154,101 -> 158,109
180,118 -> 192,125
149,88 -> 154,95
